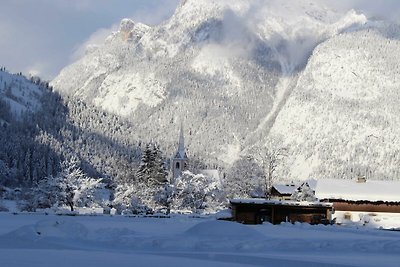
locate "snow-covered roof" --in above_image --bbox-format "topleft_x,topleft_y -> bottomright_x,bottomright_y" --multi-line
230,198 -> 332,208
174,124 -> 188,159
315,179 -> 400,202
272,184 -> 297,195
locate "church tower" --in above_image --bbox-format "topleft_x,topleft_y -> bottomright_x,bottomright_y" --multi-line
172,124 -> 188,179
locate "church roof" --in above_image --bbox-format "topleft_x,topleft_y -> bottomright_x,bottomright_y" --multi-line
174,124 -> 188,159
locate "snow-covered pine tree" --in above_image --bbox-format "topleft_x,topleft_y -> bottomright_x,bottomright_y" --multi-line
136,143 -> 155,183
136,142 -> 167,185
291,182 -> 317,202
0,160 -> 11,187
151,143 -> 168,183
32,175 -> 62,209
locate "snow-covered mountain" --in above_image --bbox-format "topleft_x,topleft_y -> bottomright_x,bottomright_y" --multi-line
268,26 -> 400,180
0,69 -> 45,120
51,0 -> 400,181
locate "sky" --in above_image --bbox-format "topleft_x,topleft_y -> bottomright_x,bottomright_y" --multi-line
0,0 -> 399,80
0,0 -> 179,80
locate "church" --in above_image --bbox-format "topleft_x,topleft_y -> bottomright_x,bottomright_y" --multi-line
170,125 -> 221,184
171,125 -> 189,179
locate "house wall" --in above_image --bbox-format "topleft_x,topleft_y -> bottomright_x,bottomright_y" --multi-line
232,204 -> 261,224
332,202 -> 400,213
270,188 -> 292,200
231,203 -> 332,225
273,206 -> 330,224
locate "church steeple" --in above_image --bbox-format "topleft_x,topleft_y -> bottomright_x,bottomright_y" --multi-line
176,123 -> 187,159
172,123 -> 188,179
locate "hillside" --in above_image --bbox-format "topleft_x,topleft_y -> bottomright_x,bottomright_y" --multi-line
0,69 -> 143,188
0,69 -> 45,121
268,27 -> 400,181
51,0 -> 372,174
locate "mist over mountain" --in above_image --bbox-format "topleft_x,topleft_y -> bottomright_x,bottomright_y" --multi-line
35,0 -> 400,181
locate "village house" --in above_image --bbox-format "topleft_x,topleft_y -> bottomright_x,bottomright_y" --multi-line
314,177 -> 400,222
230,198 -> 333,225
270,183 -> 297,200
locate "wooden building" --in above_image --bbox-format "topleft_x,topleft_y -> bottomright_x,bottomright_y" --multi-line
230,199 -> 333,225
270,184 -> 297,200
315,178 -> 400,214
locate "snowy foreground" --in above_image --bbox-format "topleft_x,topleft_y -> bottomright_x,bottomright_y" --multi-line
0,213 -> 399,267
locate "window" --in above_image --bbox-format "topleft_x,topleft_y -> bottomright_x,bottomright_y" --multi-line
176,162 -> 180,169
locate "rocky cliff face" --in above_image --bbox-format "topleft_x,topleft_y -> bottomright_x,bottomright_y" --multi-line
51,0 -> 400,180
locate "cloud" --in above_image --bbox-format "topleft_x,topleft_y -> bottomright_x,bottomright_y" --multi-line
70,25 -> 120,62
1,0 -> 399,80
0,0 -> 179,80
322,0 -> 400,22
70,0 -> 179,62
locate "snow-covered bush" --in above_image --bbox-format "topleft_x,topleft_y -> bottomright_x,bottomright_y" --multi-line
154,181 -> 175,214
291,182 -> 316,202
172,171 -> 224,213
57,157 -> 104,211
27,157 -> 104,212
113,183 -> 152,215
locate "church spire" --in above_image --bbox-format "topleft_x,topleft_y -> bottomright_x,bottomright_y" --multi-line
178,123 -> 185,158
172,122 -> 189,179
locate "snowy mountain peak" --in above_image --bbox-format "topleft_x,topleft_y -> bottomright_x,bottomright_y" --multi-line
120,18 -> 135,33
119,18 -> 135,40
116,18 -> 150,42
50,1 -> 400,181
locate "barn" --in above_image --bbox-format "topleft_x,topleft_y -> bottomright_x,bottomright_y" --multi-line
230,199 -> 333,225
315,178 -> 400,221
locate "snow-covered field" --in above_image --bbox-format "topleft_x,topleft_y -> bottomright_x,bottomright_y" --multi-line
0,213 -> 399,267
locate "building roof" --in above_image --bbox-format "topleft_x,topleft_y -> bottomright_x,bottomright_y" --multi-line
174,124 -> 188,159
272,184 -> 297,195
315,179 -> 400,202
230,198 -> 332,208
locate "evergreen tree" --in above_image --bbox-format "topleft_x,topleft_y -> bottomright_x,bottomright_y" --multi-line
32,175 -> 62,209
136,142 -> 167,185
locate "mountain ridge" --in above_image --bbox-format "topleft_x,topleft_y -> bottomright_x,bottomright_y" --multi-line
50,0 -> 400,181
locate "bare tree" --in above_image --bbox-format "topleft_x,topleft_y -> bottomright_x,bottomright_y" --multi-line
249,146 -> 286,199
264,147 -> 287,199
